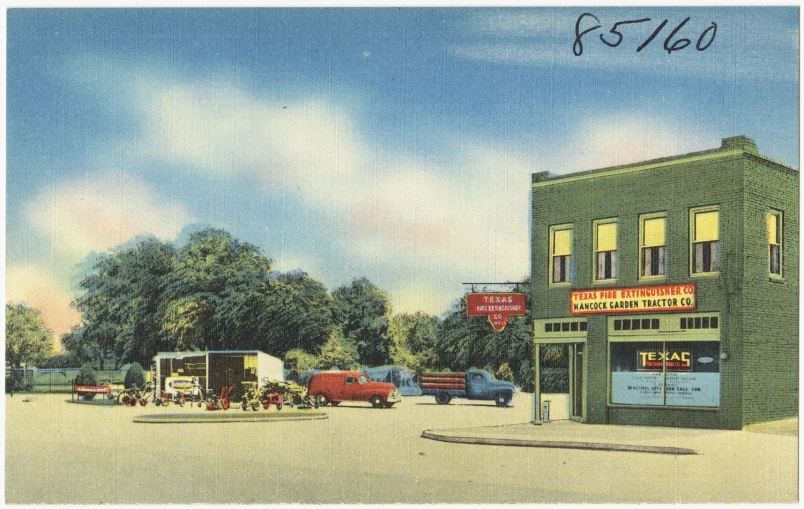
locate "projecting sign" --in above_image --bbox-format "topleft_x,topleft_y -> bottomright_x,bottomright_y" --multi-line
570,283 -> 696,315
466,293 -> 526,332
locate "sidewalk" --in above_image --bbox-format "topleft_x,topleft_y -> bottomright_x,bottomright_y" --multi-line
421,418 -> 798,455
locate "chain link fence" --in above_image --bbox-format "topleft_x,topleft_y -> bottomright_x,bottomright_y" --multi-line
5,367 -> 129,393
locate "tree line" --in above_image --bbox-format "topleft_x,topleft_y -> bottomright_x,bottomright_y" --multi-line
7,228 -> 535,390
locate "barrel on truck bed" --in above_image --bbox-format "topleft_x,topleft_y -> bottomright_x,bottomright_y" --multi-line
419,372 -> 465,391
420,370 -> 515,407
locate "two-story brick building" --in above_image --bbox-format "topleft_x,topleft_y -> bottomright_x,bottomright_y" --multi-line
530,136 -> 798,429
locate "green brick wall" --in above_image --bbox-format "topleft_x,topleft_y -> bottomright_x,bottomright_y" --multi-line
531,138 -> 798,429
740,156 -> 799,424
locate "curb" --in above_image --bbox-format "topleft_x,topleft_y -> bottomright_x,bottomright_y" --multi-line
134,411 -> 328,424
421,430 -> 697,455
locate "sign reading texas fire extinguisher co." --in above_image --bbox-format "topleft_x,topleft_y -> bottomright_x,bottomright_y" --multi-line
466,293 -> 527,332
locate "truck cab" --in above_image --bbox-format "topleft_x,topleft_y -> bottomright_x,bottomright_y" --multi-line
466,370 -> 515,405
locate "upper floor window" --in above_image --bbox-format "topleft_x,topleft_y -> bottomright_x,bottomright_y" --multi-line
767,210 -> 782,276
550,225 -> 573,284
594,219 -> 617,281
692,207 -> 719,274
640,214 -> 666,278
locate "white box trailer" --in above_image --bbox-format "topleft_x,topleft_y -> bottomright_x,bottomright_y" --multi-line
153,350 -> 284,401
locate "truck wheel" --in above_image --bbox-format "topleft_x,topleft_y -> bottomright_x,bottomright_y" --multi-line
316,394 -> 329,407
370,395 -> 383,408
435,392 -> 451,405
495,393 -> 511,407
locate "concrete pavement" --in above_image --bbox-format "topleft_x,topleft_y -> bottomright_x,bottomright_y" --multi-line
422,417 -> 798,455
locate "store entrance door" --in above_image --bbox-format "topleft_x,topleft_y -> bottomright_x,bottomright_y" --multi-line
570,343 -> 584,420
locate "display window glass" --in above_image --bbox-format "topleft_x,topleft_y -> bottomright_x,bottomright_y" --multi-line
610,341 -> 720,407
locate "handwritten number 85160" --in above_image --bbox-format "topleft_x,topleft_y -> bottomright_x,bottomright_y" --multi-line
573,13 -> 717,56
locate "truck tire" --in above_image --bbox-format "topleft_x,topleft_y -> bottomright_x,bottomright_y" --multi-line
495,393 -> 511,407
435,392 -> 451,405
316,394 -> 329,407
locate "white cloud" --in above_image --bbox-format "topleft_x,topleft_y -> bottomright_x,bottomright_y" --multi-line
127,73 -> 716,316
135,79 -> 535,294
6,264 -> 81,339
139,83 -> 363,208
27,171 -> 194,260
550,114 -> 718,174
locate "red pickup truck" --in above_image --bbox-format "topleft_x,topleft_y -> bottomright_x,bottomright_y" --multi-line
307,371 -> 401,408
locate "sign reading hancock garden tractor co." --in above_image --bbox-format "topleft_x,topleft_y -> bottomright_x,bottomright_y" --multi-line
466,293 -> 527,332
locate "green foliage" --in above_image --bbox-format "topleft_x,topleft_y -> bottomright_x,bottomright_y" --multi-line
6,304 -> 54,368
539,345 -> 569,393
541,368 -> 569,393
38,353 -> 84,368
542,345 -> 568,367
260,272 -> 333,354
496,362 -> 514,382
124,362 -> 146,389
74,365 -> 98,399
284,349 -> 317,381
315,328 -> 359,370
388,312 -> 438,372
331,277 -> 392,366
67,229 -> 334,367
74,365 -> 98,386
71,237 -> 175,368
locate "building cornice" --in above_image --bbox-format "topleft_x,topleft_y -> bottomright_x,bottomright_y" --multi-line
532,142 -> 798,189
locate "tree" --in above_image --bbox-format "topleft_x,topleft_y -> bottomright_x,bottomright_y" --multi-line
124,362 -> 146,389
74,364 -> 98,400
161,228 -> 274,352
315,328 -> 359,370
5,304 -> 54,368
331,277 -> 392,366
388,312 -> 438,371
252,272 -> 334,358
284,348 -> 317,381
72,237 -> 175,368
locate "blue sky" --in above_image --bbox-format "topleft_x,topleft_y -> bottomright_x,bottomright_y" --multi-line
6,7 -> 799,338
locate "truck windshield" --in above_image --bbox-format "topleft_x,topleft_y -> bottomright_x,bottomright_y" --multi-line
358,376 -> 368,384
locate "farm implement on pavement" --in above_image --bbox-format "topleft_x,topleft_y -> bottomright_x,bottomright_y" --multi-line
111,383 -> 152,407
206,385 -> 235,411
240,378 -> 318,411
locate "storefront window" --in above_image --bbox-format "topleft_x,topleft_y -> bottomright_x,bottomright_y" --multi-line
610,341 -> 720,407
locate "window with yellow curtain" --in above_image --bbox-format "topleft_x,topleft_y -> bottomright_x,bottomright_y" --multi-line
692,208 -> 719,274
595,220 -> 617,281
551,226 -> 573,284
767,210 -> 782,276
640,215 -> 666,277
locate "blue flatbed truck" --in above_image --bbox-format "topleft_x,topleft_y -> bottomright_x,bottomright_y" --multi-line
420,370 -> 515,407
